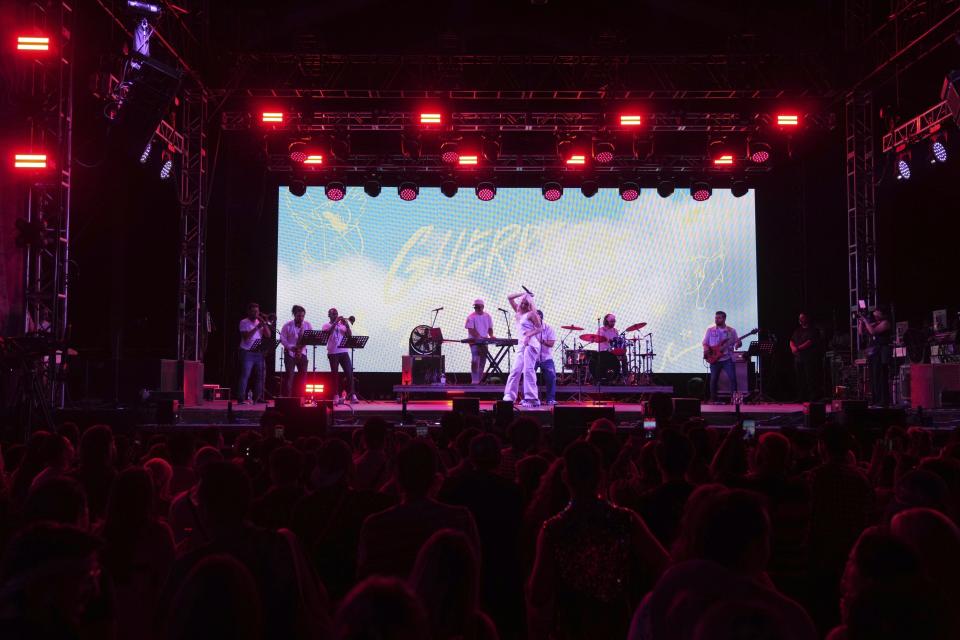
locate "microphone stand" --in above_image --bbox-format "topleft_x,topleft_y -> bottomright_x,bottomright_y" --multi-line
501,308 -> 512,372
430,308 -> 442,328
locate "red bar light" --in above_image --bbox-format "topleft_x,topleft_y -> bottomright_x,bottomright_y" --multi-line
566,154 -> 586,165
458,155 -> 478,166
305,383 -> 325,394
303,154 -> 323,165
261,112 -> 284,123
620,114 -> 642,126
713,154 -> 734,166
17,36 -> 50,51
776,114 -> 799,126
420,112 -> 442,124
14,153 -> 47,168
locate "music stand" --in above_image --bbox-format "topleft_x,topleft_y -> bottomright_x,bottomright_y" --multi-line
745,339 -> 775,403
300,329 -> 331,375
342,335 -> 369,403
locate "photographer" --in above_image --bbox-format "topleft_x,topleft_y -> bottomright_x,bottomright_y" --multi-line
858,306 -> 892,408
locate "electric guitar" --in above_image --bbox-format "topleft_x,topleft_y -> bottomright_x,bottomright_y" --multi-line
704,328 -> 759,364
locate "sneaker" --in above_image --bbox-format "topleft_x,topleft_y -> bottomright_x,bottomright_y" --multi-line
335,398 -> 344,406
547,400 -> 558,405
518,400 -> 541,409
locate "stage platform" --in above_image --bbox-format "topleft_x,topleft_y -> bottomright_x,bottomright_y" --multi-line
392,383 -> 674,397
173,398 -> 826,430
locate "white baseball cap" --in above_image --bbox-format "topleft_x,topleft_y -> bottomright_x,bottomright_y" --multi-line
473,299 -> 485,306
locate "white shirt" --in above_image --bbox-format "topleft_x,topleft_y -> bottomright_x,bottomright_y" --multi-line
280,319 -> 313,357
322,320 -> 349,354
597,325 -> 619,352
239,317 -> 268,351
539,323 -> 556,361
465,311 -> 494,339
517,311 -> 540,348
702,325 -> 739,362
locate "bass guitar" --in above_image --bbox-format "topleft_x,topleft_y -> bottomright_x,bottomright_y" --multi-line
704,328 -> 759,364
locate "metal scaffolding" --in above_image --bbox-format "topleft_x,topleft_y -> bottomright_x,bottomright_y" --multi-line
844,92 -> 878,360
20,1 -> 74,411
177,91 -> 208,363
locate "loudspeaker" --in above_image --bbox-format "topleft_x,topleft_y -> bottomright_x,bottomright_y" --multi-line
267,402 -> 331,439
714,358 -> 751,397
648,393 -> 673,421
274,397 -> 302,415
672,397 -> 701,419
493,400 -> 514,431
805,401 -> 827,429
401,355 -> 445,385
911,363 -> 960,409
942,70 -> 960,127
553,406 -> 615,451
452,398 -> 480,416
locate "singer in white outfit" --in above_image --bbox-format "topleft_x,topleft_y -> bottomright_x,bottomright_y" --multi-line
502,291 -> 542,407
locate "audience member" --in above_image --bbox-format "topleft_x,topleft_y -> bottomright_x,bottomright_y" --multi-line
69,425 -> 117,521
167,432 -> 198,496
250,445 -> 305,530
168,445 -> 223,544
144,457 -> 174,519
353,417 -> 391,491
334,576 -> 429,640
634,429 -> 696,547
497,417 -> 541,480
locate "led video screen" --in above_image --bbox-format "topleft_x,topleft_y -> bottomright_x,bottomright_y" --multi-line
276,187 -> 758,373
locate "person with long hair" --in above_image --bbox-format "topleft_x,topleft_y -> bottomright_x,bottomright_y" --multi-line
502,292 -> 542,408
409,529 -> 499,640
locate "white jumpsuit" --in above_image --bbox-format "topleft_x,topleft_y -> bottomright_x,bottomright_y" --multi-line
502,311 -> 541,404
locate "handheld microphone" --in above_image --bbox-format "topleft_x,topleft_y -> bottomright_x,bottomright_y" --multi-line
431,306 -> 444,312
521,285 -> 534,297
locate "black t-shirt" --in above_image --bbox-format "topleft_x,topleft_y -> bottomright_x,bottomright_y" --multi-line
790,326 -> 819,362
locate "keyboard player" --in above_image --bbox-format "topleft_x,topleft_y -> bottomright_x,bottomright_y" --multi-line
465,298 -> 495,384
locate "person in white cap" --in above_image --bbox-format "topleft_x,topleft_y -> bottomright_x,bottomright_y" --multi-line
465,298 -> 495,384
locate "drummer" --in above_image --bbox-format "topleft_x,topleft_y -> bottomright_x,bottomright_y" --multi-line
597,314 -> 619,352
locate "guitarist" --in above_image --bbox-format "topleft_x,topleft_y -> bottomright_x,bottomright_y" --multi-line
702,311 -> 742,403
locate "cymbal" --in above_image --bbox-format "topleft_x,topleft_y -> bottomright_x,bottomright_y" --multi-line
560,324 -> 585,331
580,333 -> 609,344
625,322 -> 647,332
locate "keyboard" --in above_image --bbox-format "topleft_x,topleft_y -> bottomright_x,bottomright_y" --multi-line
460,338 -> 518,346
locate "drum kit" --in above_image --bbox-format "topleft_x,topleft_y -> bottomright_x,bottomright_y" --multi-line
558,321 -> 656,387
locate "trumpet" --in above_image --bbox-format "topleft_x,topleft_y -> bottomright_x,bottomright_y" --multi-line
337,315 -> 356,326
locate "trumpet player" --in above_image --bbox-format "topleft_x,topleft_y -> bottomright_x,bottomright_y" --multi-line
280,305 -> 312,397
238,302 -> 272,405
323,307 -> 357,404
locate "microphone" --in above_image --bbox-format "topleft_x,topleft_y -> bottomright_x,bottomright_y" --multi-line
521,285 -> 534,297
431,306 -> 444,312
498,307 -> 508,313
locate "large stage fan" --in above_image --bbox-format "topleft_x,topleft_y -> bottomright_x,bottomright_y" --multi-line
409,325 -> 440,355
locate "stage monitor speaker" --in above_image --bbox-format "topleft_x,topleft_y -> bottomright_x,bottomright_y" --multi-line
714,357 -> 751,397
648,393 -> 673,421
805,402 -> 827,429
274,397 -> 302,416
266,402 -> 330,440
672,397 -> 701,419
302,372 -> 337,401
401,355 -> 445,385
493,400 -> 514,432
452,398 -> 480,416
553,406 -> 616,452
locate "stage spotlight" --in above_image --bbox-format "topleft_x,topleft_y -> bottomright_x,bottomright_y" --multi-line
288,141 -> 307,164
930,135 -> 948,164
581,180 -> 599,198
325,182 -> 346,201
619,182 -> 639,201
440,141 -> 459,164
363,179 -> 381,197
749,141 -> 771,164
476,182 -> 496,201
566,154 -> 586,165
542,182 -> 563,201
304,154 -> 323,165
289,179 -> 306,197
691,181 -> 712,201
656,180 -> 675,198
731,180 -> 748,198
159,151 -> 173,180
441,179 -> 459,198
17,36 -> 50,52
709,139 -> 734,166
593,141 -> 615,164
398,182 -> 419,201
329,137 -> 350,162
139,139 -> 153,164
13,153 -> 48,169
482,137 -> 501,162
896,153 -> 911,180
401,135 -> 421,160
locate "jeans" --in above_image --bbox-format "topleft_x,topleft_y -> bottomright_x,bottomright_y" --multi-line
536,358 -> 557,403
709,358 -> 737,401
869,349 -> 890,407
469,344 -> 489,384
238,349 -> 265,402
283,352 -> 309,397
328,352 -> 355,399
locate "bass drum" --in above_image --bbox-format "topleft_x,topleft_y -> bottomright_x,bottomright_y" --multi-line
589,351 -> 621,383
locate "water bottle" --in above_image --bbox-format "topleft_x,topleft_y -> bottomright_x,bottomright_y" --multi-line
440,372 -> 446,386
